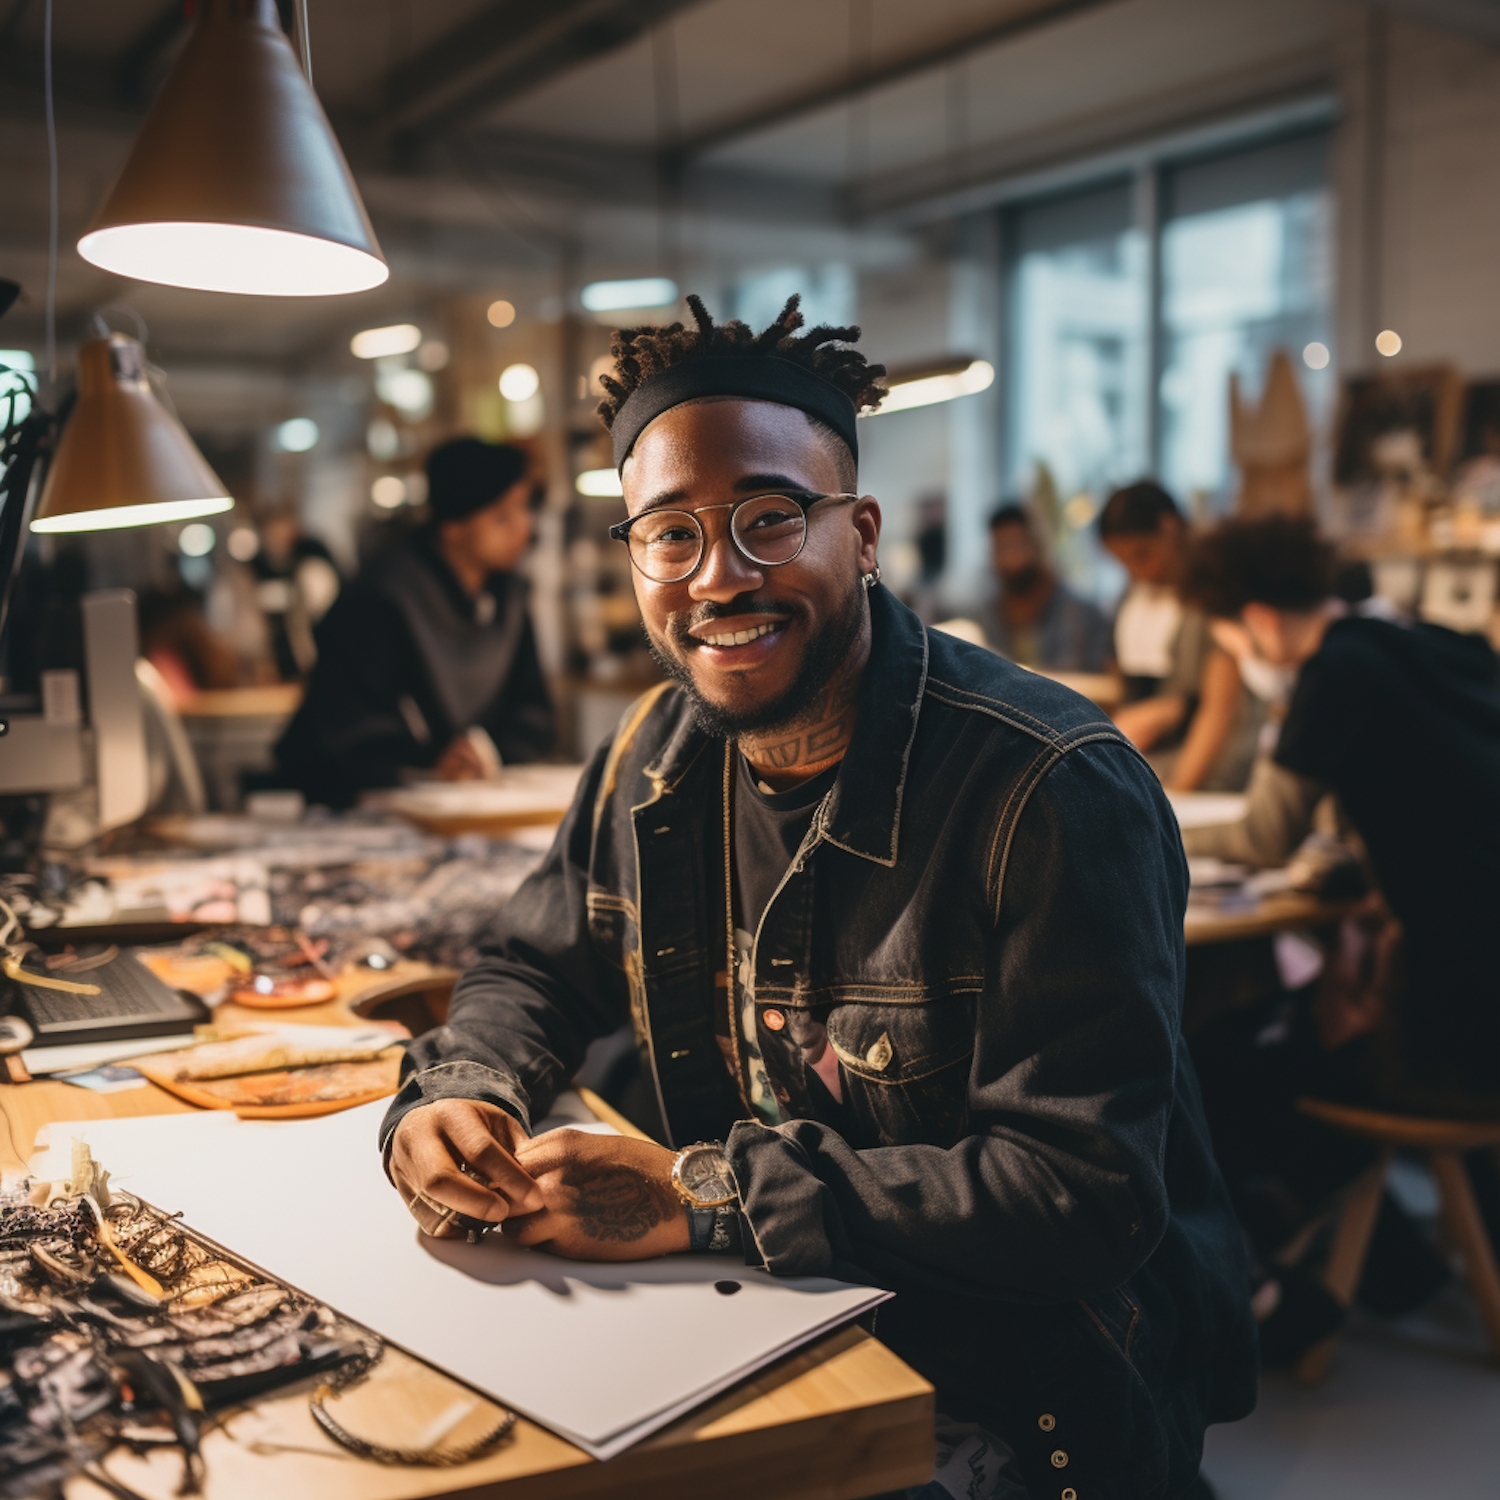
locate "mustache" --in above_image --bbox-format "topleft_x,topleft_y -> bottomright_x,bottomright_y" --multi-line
667,595 -> 800,645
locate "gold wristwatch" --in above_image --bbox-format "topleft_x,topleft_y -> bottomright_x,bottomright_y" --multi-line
672,1143 -> 739,1254
670,1141 -> 737,1207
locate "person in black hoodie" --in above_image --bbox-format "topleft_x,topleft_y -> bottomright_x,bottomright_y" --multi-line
275,438 -> 554,807
1179,516 -> 1500,1352
1182,516 -> 1500,1101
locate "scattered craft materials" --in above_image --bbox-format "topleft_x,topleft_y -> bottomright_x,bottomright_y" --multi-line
0,1141 -> 513,1498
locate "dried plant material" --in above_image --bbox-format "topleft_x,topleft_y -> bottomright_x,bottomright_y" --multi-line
141,1028 -> 398,1081
70,1139 -> 111,1209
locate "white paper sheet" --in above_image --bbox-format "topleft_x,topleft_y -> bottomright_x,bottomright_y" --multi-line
30,1098 -> 886,1458
21,1033 -> 200,1076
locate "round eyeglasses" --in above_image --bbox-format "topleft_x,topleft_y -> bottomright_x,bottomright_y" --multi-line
608,491 -> 858,585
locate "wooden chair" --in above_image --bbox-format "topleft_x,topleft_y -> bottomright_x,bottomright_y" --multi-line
1292,1097 -> 1500,1381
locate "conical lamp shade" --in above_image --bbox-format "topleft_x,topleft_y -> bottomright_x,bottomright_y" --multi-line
77,0 -> 387,297
34,336 -> 233,534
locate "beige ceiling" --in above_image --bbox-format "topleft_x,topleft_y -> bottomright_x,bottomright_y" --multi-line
2,0 -> 1495,376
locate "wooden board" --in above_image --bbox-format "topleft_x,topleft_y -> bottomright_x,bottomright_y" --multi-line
63,1324 -> 932,1500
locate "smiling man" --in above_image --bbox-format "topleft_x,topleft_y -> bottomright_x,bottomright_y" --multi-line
380,298 -> 1256,1500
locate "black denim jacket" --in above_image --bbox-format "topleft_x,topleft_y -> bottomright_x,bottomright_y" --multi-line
380,587 -> 1258,1499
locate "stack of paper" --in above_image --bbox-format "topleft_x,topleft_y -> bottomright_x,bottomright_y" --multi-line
30,1099 -> 886,1458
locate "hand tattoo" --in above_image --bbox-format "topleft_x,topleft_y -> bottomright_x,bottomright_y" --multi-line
561,1167 -> 678,1243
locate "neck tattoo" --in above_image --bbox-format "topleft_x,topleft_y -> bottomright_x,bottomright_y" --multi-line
739,661 -> 862,790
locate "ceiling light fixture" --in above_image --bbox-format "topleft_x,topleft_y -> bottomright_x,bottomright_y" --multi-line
32,335 -> 232,534
499,364 -> 541,402
76,0 -> 386,297
178,522 -> 217,557
575,468 -> 624,498
864,359 -> 995,417
580,279 -> 678,313
351,324 -> 421,360
272,416 -> 319,452
1376,329 -> 1403,358
487,300 -> 517,328
371,475 -> 407,508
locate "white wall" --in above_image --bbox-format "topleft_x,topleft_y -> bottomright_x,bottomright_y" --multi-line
1339,9 -> 1500,378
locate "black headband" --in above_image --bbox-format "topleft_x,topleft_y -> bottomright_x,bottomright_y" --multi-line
611,355 -> 860,471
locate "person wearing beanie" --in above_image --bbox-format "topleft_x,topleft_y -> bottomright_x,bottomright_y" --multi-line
275,437 -> 554,806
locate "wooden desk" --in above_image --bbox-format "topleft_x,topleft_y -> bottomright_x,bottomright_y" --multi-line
176,685 -> 305,718
1185,890 -> 1357,946
6,962 -> 933,1500
1033,668 -> 1124,710
176,685 -> 304,810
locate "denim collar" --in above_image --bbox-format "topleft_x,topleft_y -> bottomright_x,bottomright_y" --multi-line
644,584 -> 928,868
819,585 -> 928,867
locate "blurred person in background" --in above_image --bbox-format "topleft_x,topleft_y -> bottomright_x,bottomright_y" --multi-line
1100,480 -> 1258,791
275,437 -> 554,807
137,586 -> 241,704
250,509 -> 342,679
981,502 -> 1111,673
1182,516 -> 1500,1356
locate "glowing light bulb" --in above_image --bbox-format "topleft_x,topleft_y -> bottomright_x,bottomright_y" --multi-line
499,363 -> 541,402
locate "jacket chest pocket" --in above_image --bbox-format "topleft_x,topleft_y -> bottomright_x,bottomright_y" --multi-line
824,995 -> 976,1148
586,888 -> 635,968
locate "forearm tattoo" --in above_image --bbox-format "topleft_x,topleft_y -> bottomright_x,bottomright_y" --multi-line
561,1167 -> 678,1242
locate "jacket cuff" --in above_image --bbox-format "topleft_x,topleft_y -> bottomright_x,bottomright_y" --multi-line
726,1119 -> 836,1276
377,1060 -> 533,1167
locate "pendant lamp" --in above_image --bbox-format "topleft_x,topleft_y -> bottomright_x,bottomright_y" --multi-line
33,335 -> 233,534
77,0 -> 387,297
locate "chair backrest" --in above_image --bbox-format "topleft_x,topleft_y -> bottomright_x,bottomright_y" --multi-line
135,657 -> 208,816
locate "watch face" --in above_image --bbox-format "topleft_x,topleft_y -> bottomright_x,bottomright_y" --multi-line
679,1145 -> 735,1206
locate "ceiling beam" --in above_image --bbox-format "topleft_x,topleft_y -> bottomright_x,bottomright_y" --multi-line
1382,0 -> 1500,48
113,0 -> 190,106
452,127 -> 842,221
0,0 -> 33,58
382,0 -> 704,144
671,0 -> 1125,161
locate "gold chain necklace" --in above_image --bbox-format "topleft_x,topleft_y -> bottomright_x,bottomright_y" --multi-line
722,740 -> 752,1115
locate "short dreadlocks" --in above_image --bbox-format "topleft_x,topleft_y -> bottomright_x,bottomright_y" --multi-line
596,294 -> 887,487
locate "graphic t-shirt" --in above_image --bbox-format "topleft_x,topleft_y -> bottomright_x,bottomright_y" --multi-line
717,753 -> 839,1125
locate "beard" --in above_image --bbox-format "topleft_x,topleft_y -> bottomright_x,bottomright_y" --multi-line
646,576 -> 866,740
1001,563 -> 1044,595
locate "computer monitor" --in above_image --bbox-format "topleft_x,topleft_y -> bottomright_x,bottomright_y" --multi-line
0,590 -> 151,831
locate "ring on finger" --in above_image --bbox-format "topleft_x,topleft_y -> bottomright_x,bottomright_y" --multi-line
414,1192 -> 457,1225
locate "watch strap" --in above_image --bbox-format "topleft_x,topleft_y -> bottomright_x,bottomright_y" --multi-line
686,1203 -> 743,1254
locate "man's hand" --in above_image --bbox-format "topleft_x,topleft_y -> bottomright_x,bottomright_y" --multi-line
434,734 -> 487,781
503,1131 -> 690,1261
389,1100 -> 546,1238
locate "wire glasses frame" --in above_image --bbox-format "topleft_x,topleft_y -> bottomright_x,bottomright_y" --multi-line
608,491 -> 858,584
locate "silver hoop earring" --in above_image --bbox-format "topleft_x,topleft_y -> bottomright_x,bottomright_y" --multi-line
861,566 -> 882,591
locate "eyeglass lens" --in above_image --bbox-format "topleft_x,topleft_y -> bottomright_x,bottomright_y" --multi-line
629,495 -> 807,583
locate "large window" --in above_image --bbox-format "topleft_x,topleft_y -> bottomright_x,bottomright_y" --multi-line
1003,180 -> 1148,505
1157,132 -> 1333,507
1002,127 -> 1333,592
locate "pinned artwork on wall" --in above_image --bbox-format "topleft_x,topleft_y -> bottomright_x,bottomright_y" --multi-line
1230,348 -> 1312,517
1333,365 -> 1465,485
1450,378 -> 1500,516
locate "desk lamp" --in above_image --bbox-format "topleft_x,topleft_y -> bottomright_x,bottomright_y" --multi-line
32,333 -> 231,535
0,317 -> 230,825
